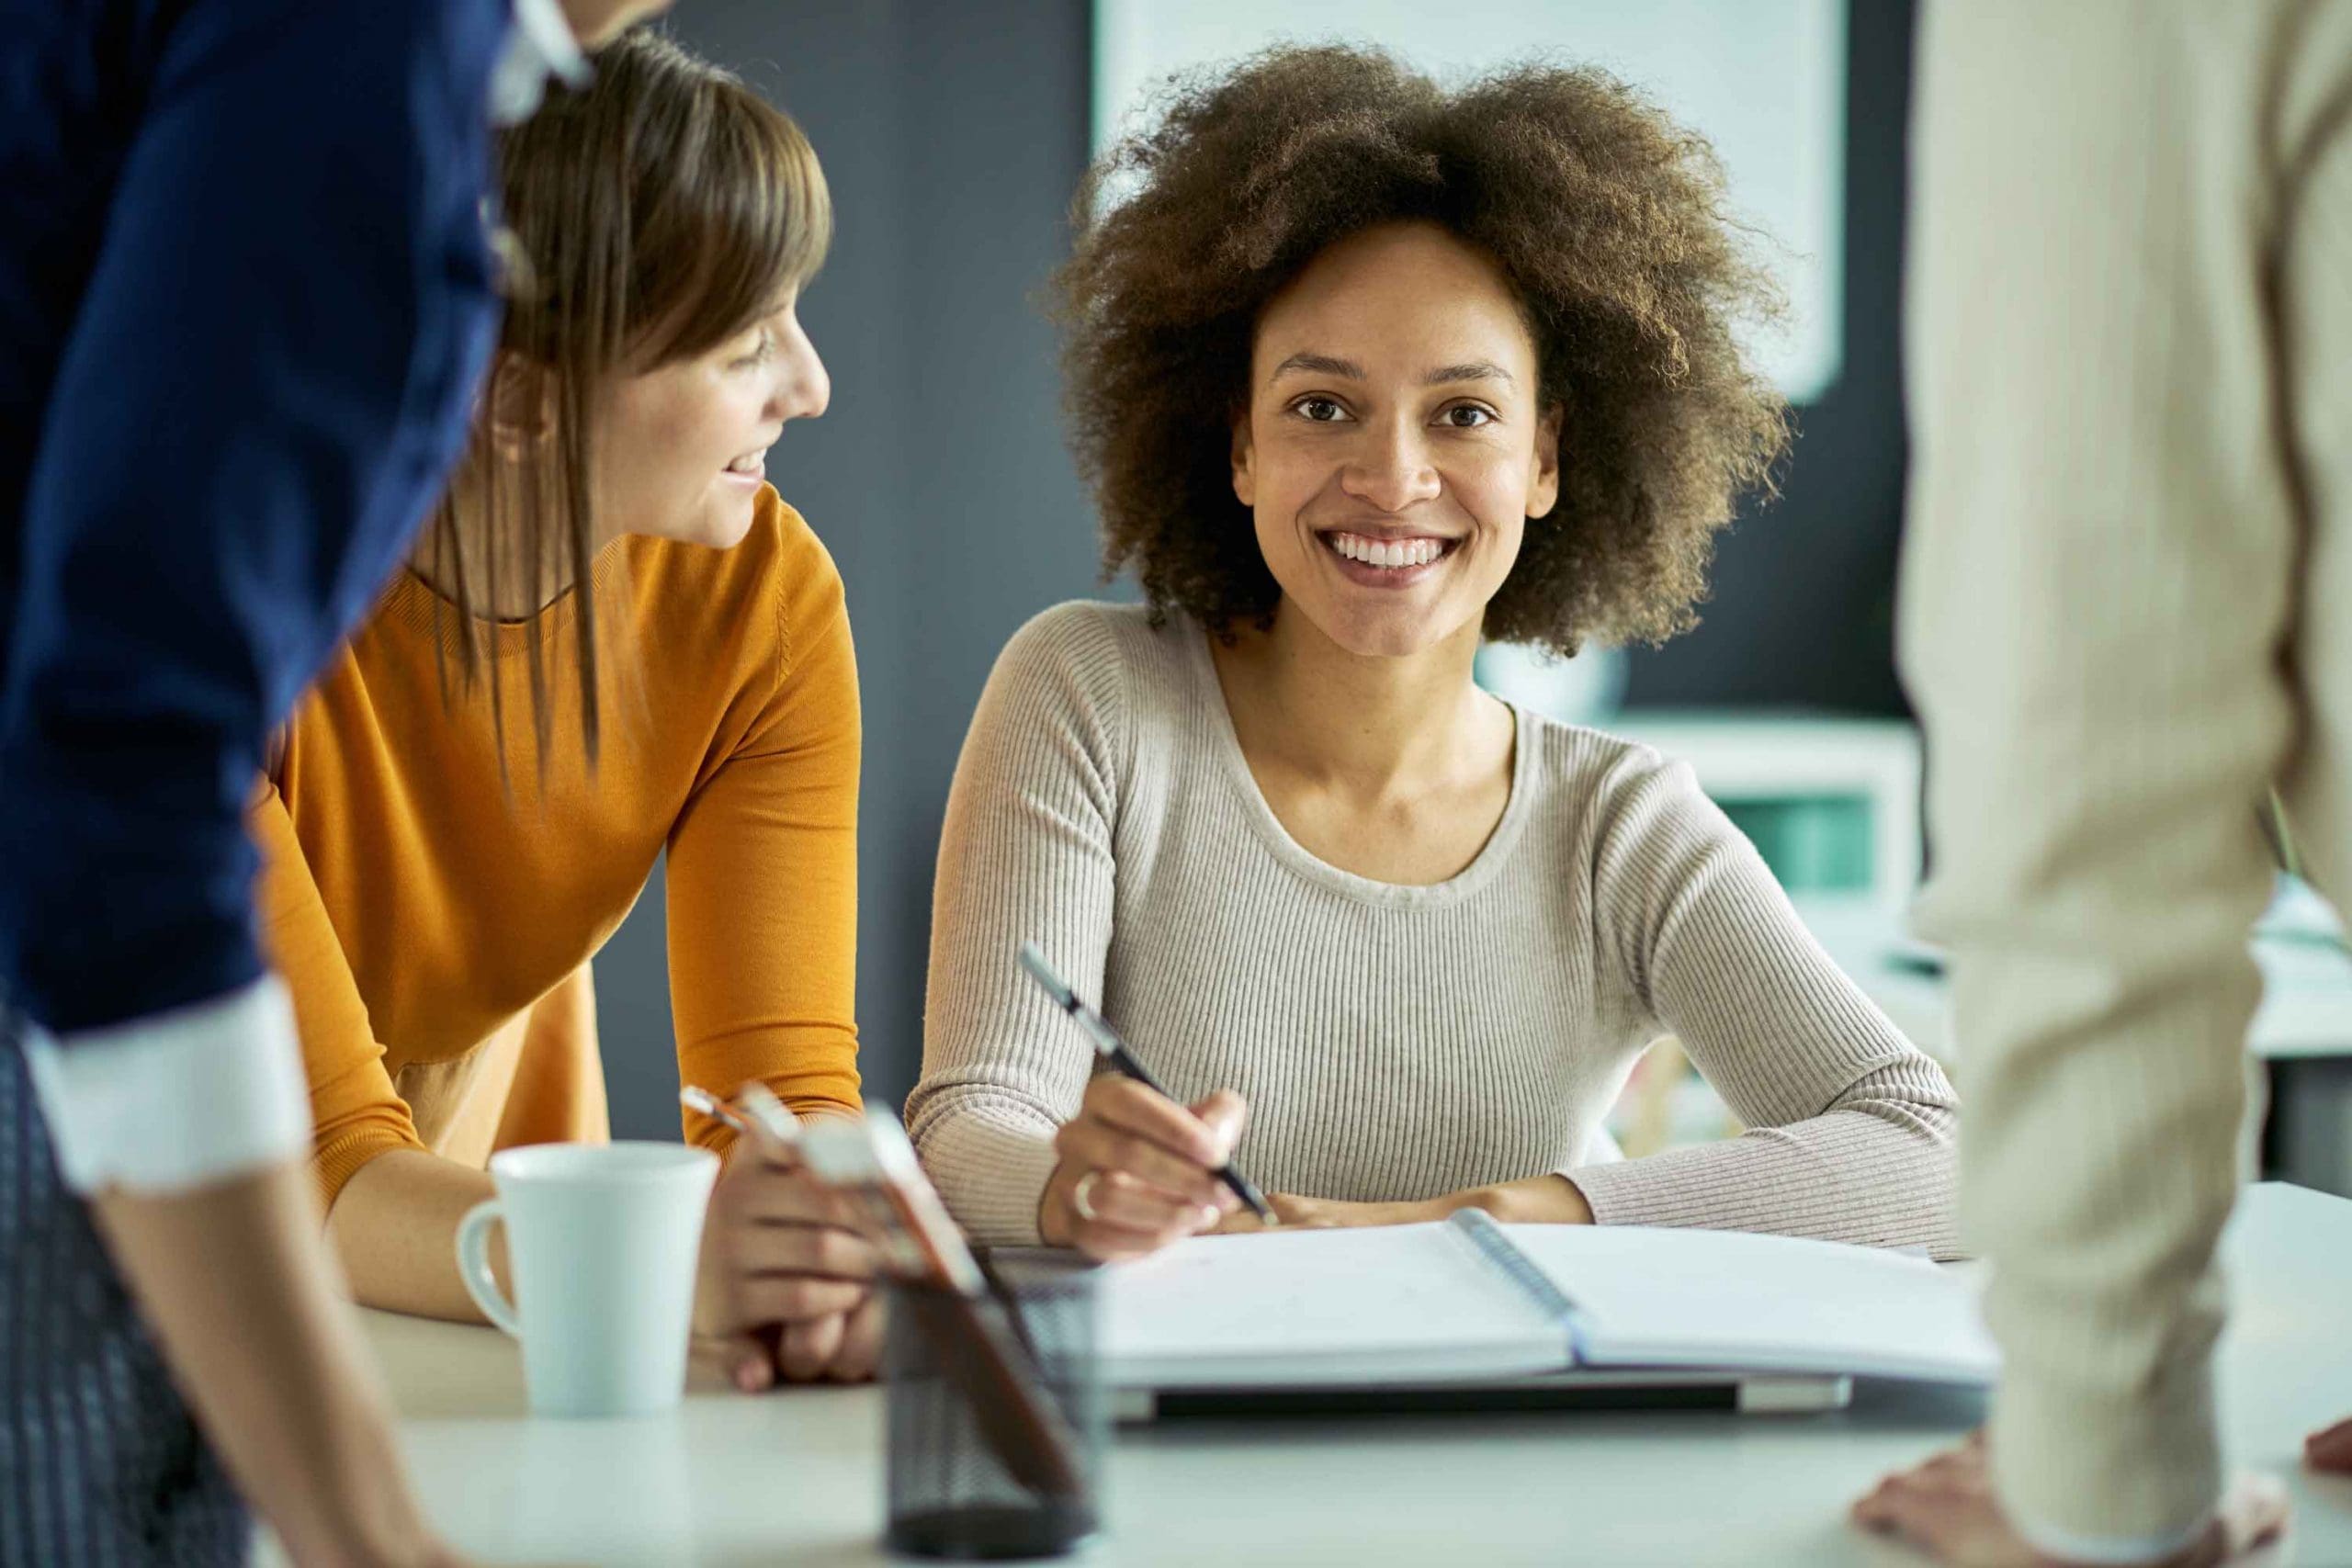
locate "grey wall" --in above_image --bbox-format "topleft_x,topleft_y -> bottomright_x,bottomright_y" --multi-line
597,0 -> 1917,1138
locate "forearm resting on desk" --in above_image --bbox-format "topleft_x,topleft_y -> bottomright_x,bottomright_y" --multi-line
93,1157 -> 458,1568
326,1147 -> 502,1324
1469,1175 -> 1595,1224
1249,1175 -> 1596,1231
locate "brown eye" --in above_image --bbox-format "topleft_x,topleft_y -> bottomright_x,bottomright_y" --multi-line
1294,396 -> 1347,423
1441,404 -> 1495,428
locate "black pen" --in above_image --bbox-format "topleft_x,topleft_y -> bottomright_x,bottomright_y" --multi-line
1017,942 -> 1277,1225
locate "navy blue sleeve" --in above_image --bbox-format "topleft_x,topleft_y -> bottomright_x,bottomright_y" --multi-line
0,0 -> 508,1034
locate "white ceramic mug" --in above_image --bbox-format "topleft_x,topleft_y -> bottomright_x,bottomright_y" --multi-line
456,1142 -> 719,1418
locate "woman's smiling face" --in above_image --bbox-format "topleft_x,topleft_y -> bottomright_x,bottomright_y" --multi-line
1232,221 -> 1562,660
594,292 -> 831,552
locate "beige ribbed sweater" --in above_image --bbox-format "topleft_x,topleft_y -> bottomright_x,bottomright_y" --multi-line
908,603 -> 1959,1255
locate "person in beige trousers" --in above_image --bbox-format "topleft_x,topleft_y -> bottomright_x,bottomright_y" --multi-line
1854,2 -> 2352,1563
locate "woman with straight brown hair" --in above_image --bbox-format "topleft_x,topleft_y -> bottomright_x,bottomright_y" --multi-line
257,29 -> 882,1387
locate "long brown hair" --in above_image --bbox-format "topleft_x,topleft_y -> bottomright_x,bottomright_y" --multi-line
420,28 -> 831,765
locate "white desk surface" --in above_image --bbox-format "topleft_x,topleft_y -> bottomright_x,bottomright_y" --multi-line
1794,897 -> 2352,1064
313,1183 -> 2352,1567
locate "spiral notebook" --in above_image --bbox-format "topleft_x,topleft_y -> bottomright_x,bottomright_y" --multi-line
1100,1211 -> 1997,1397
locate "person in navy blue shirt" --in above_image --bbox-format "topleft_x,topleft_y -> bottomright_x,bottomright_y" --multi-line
0,1 -> 661,1562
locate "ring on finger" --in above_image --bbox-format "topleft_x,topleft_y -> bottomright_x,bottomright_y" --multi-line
1072,1168 -> 1104,1223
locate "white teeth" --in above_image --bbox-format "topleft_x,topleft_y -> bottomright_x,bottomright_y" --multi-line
1328,532 -> 1445,569
727,450 -> 765,475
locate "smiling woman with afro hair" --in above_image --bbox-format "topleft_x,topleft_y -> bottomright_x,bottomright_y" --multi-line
1057,43 -> 1791,654
910,44 -> 1958,1269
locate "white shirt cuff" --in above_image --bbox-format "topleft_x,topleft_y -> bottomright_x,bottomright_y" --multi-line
489,0 -> 592,126
2011,1510 -> 2210,1566
22,976 -> 314,1196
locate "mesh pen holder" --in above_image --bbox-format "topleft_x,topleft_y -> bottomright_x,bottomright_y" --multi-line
884,1253 -> 1105,1561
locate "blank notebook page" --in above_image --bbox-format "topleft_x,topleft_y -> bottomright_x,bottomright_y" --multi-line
1098,1223 -> 1565,1387
1501,1223 -> 1999,1382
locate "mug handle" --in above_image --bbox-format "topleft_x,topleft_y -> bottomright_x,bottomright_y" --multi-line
455,1199 -> 523,1337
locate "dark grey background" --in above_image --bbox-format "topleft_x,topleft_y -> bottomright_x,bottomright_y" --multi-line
598,0 -> 1919,1137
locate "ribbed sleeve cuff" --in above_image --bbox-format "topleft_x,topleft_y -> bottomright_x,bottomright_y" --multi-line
311,1125 -> 428,1217
913,1113 -> 1062,1247
1558,1104 -> 1959,1258
1562,1149 -> 1736,1230
1562,1136 -> 1846,1235
2009,1513 -> 2208,1567
1990,1365 -> 2221,1554
22,976 -> 313,1196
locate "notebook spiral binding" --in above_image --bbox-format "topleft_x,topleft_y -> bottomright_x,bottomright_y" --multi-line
1446,1208 -> 1593,1362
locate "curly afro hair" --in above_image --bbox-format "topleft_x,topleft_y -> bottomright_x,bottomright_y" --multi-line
1053,44 -> 1792,656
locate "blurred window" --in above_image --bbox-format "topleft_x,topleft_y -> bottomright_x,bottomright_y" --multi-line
1091,0 -> 1849,401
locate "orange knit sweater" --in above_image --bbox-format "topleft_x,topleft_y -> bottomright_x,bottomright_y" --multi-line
256,490 -> 863,1212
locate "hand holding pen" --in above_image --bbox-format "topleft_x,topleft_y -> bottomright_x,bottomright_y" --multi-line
1019,943 -> 1278,1262
681,1083 -> 885,1389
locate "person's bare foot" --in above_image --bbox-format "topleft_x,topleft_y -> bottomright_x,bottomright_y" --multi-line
1851,1429 -> 2290,1565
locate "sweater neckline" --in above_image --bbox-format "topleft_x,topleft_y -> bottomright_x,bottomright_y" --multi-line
1183,619 -> 1535,910
379,537 -> 639,658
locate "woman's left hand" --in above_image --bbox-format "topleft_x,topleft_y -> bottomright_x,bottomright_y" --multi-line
772,1290 -> 885,1385
1217,1177 -> 1596,1233
1224,1194 -> 1451,1231
693,1136 -> 884,1390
